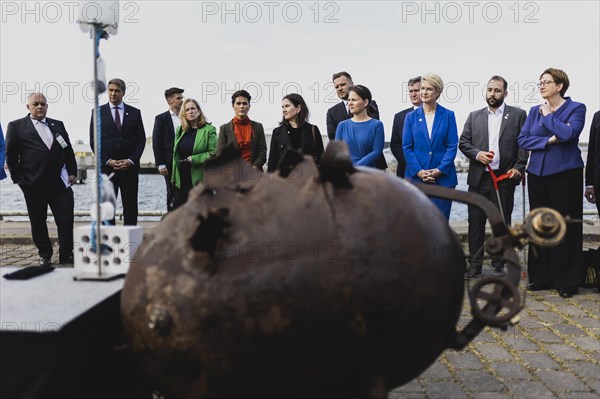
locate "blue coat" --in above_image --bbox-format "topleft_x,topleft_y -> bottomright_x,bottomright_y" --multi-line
402,104 -> 458,187
517,97 -> 586,177
0,123 -> 6,180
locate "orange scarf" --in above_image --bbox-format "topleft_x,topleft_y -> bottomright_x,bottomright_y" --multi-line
232,117 -> 253,162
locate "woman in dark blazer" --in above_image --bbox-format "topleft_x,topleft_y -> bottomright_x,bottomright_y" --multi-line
267,93 -> 324,172
518,67 -> 586,298
402,73 -> 458,220
217,90 -> 267,170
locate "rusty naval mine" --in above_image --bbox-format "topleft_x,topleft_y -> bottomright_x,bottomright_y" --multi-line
121,142 -> 565,399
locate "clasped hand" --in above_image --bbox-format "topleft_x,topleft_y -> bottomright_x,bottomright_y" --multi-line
418,168 -> 441,184
109,159 -> 131,171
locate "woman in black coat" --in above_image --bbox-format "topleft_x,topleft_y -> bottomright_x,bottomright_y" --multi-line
267,93 -> 324,172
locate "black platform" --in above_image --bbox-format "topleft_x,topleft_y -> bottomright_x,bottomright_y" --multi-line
0,268 -> 149,398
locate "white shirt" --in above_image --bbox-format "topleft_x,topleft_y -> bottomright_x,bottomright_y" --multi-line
30,117 -> 53,149
425,114 -> 435,139
170,110 -> 181,132
487,103 -> 505,171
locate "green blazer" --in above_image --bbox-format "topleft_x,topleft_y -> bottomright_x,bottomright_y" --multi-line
172,124 -> 217,188
217,120 -> 267,168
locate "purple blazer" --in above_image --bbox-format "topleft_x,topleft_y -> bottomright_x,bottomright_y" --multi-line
517,97 -> 586,177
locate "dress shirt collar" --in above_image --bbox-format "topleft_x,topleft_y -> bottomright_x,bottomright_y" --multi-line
487,102 -> 505,116
111,102 -> 124,110
30,116 -> 48,125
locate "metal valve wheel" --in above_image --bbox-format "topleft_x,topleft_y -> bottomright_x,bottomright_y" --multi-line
469,276 -> 521,327
524,207 -> 567,247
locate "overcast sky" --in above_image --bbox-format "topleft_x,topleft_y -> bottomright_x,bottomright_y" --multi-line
1,1 -> 599,145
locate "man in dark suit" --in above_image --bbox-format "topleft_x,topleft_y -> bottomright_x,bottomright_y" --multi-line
90,78 -> 146,225
584,110 -> 600,293
326,71 -> 385,169
459,76 -> 528,279
585,110 -> 600,216
6,93 -> 77,265
152,87 -> 184,211
390,76 -> 421,177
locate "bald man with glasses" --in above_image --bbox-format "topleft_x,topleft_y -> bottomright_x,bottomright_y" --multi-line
6,93 -> 77,266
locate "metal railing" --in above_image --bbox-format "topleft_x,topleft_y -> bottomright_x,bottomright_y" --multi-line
0,209 -> 597,222
0,210 -> 166,221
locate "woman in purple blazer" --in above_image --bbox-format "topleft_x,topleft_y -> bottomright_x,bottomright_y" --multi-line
518,67 -> 586,298
403,73 -> 458,220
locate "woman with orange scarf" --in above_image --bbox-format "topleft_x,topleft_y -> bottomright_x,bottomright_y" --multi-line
217,90 -> 267,169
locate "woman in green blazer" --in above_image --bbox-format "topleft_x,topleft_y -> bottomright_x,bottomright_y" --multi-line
171,98 -> 217,209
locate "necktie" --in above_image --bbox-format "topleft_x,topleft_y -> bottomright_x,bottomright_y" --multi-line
113,106 -> 122,133
39,120 -> 54,149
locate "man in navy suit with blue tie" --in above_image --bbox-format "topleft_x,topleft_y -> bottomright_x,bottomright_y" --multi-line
90,78 -> 146,225
6,93 -> 77,266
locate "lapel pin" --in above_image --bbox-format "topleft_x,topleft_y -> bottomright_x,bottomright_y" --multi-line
419,118 -> 422,122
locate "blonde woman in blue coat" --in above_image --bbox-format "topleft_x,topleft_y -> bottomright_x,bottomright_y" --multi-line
402,73 -> 458,220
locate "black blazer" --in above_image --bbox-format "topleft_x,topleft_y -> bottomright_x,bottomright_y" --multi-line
390,107 -> 414,177
326,100 -> 381,141
217,120 -> 267,168
459,105 -> 528,187
152,110 -> 175,172
585,111 -> 600,190
267,123 -> 324,172
5,115 -> 76,186
89,103 -> 146,171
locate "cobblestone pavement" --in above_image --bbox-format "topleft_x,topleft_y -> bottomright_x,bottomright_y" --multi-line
389,285 -> 600,399
1,243 -> 599,399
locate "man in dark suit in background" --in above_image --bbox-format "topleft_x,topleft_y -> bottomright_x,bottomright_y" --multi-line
90,78 -> 146,225
584,110 -> 600,293
6,93 -> 77,265
390,76 -> 422,177
152,87 -> 184,211
585,110 -> 600,216
459,76 -> 528,279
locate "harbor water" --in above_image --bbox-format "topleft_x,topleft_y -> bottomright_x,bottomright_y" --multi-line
0,172 -> 597,222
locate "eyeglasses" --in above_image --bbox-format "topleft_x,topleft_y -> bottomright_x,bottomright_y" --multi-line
537,80 -> 555,87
